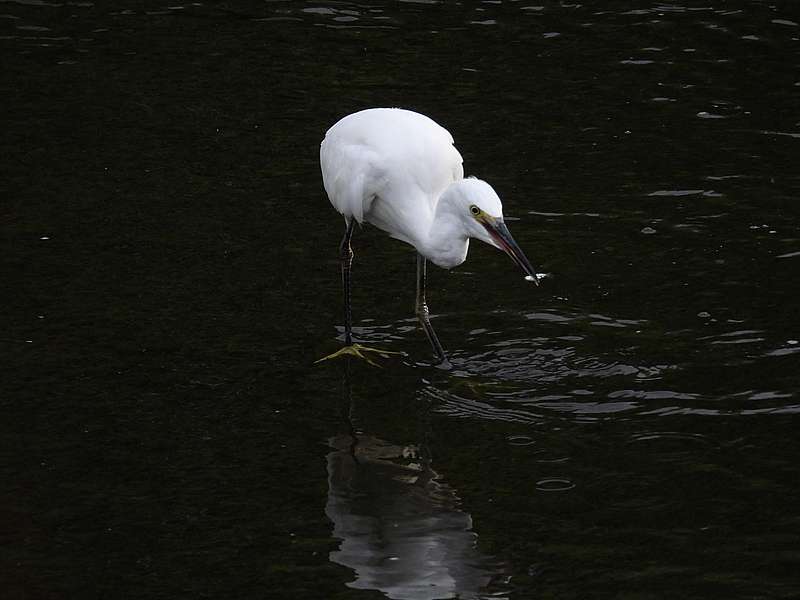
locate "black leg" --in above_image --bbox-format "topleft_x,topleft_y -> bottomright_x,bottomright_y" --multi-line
317,220 -> 402,367
415,253 -> 446,363
340,219 -> 356,345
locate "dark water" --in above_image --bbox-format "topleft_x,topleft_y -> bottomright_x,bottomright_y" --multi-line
3,1 -> 800,598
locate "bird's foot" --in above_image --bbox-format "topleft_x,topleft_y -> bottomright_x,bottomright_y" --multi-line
433,356 -> 452,370
315,343 -> 404,368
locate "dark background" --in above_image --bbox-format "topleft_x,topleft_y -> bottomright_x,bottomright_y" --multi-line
2,1 -> 799,598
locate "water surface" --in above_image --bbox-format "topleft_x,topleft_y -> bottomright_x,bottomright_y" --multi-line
2,1 -> 799,598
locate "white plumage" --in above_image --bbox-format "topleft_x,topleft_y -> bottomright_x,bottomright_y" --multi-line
318,108 -> 538,363
321,108 -> 463,229
321,108 -> 511,268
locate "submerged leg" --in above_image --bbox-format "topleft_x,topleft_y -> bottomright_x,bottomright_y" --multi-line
416,253 -> 447,364
316,219 -> 402,367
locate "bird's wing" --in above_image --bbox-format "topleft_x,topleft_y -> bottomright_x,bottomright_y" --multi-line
320,108 -> 464,226
320,136 -> 386,224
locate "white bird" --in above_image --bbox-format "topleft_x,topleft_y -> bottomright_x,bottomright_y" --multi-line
319,108 -> 539,365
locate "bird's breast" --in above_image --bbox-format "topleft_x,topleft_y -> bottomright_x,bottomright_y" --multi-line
426,237 -> 469,270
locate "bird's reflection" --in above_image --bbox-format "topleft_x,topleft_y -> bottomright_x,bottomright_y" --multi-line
325,364 -> 500,600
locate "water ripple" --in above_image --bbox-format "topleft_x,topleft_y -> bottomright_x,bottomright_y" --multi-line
536,478 -> 575,492
423,387 -> 543,425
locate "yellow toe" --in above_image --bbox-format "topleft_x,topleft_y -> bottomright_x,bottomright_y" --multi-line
315,343 -> 403,367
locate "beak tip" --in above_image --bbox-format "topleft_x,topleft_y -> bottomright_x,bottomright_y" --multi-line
485,220 -> 539,284
524,274 -> 540,286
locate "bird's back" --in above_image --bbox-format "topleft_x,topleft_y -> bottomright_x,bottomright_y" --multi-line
320,109 -> 464,242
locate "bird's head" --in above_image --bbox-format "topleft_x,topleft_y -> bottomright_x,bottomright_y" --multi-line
444,178 -> 540,284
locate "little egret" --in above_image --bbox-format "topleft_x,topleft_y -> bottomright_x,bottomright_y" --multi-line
319,108 -> 539,365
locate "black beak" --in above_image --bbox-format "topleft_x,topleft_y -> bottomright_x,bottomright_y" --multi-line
483,219 -> 540,285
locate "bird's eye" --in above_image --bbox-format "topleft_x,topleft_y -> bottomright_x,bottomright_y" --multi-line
470,205 -> 480,216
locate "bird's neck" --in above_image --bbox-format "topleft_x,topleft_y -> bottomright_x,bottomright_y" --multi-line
421,199 -> 469,269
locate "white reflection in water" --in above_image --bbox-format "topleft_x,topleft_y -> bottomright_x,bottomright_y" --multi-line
326,433 -> 496,600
